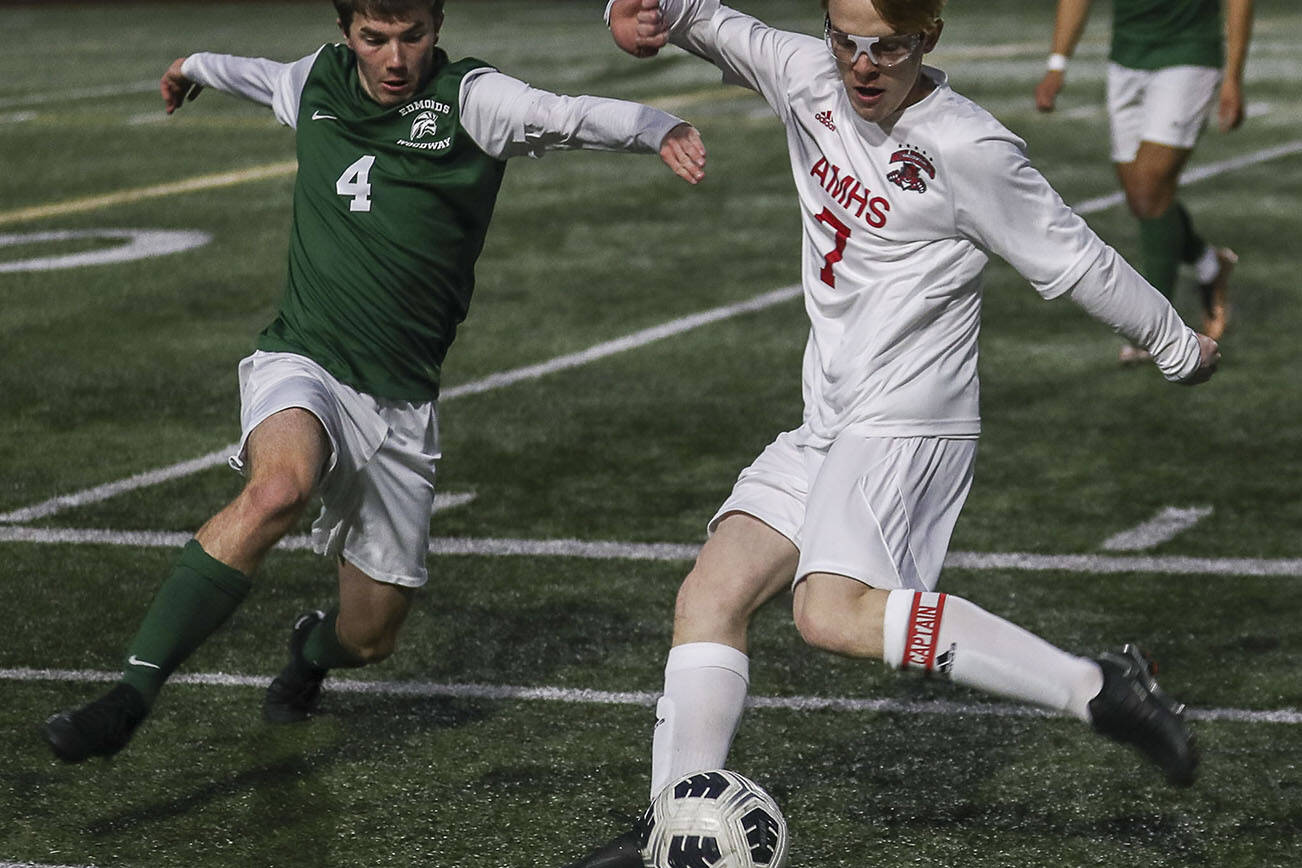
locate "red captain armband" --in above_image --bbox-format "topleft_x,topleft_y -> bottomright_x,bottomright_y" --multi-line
900,591 -> 949,674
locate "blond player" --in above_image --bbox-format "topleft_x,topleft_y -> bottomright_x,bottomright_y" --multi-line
568,1 -> 1218,864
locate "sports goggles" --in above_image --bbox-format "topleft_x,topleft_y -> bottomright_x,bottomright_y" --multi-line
823,15 -> 923,68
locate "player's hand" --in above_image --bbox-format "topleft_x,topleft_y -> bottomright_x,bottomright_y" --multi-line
659,122 -> 706,185
610,0 -> 670,58
1034,70 -> 1064,112
1179,333 -> 1221,385
1217,79 -> 1245,133
161,57 -> 203,114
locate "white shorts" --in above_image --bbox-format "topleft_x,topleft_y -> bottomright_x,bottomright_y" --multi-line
1107,62 -> 1221,163
709,432 -> 977,591
230,351 -> 441,588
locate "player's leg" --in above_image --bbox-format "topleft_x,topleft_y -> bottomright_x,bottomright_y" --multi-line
1117,142 -> 1199,300
648,431 -> 813,799
794,577 -> 1196,786
565,436 -> 807,868
790,435 -> 1196,786
1109,63 -> 1232,354
565,514 -> 797,868
264,390 -> 437,722
794,577 -> 1106,716
263,558 -> 416,722
789,434 -> 1098,711
650,513 -> 798,795
42,406 -> 329,762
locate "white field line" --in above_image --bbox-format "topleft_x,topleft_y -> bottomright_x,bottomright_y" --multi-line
0,447 -> 233,524
1101,506 -> 1214,552
3,524 -> 1302,577
1072,138 -> 1302,214
0,80 -> 158,110
942,550 -> 1302,578
0,285 -> 800,524
5,666 -> 1297,725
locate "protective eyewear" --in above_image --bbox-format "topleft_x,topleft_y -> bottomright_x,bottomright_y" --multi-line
823,15 -> 923,68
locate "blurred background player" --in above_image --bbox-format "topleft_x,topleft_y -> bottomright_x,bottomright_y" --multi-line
566,0 -> 1220,864
42,0 -> 706,764
1035,0 -> 1254,363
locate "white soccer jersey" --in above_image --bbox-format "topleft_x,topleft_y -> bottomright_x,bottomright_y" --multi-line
643,0 -> 1202,446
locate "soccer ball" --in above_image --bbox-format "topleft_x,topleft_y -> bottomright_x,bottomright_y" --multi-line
639,769 -> 788,868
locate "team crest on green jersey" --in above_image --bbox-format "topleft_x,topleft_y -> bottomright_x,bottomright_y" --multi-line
397,98 -> 453,152
408,110 -> 440,139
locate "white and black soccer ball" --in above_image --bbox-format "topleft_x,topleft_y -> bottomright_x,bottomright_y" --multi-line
638,769 -> 788,868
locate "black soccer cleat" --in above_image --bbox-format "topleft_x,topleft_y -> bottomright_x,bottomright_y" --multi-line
1088,644 -> 1198,788
262,610 -> 328,724
562,829 -> 645,868
44,682 -> 149,763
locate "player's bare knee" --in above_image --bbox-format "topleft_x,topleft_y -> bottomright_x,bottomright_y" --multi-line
353,641 -> 395,664
792,575 -> 878,657
240,473 -> 313,526
340,628 -> 398,664
792,601 -> 856,656
1124,181 -> 1175,220
675,566 -> 758,635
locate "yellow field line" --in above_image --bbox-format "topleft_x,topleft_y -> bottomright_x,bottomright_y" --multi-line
0,159 -> 298,227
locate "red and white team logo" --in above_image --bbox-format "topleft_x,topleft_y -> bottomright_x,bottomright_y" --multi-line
887,145 -> 936,194
815,110 -> 836,131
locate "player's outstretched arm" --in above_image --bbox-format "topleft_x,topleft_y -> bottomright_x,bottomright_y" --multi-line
609,0 -> 670,58
160,57 -> 204,114
1034,0 -> 1093,112
659,122 -> 706,184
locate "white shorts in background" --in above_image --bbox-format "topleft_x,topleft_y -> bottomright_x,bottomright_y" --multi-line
1107,62 -> 1221,163
710,432 -> 976,591
230,351 -> 441,588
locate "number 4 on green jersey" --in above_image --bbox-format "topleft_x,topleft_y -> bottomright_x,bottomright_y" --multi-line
336,154 -> 376,212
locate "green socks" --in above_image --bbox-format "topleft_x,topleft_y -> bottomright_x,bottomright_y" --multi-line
121,539 -> 253,706
301,609 -> 366,672
1138,201 -> 1207,300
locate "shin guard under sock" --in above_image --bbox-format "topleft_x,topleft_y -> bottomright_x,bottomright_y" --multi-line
121,539 -> 253,705
649,642 -> 750,799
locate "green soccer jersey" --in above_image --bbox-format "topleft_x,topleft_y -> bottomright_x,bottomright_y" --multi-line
256,45 -> 507,400
1110,0 -> 1224,70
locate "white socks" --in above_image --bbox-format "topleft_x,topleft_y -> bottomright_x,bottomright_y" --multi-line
647,594 -> 1104,802
649,641 -> 750,799
1194,244 -> 1220,283
882,590 -> 1103,721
